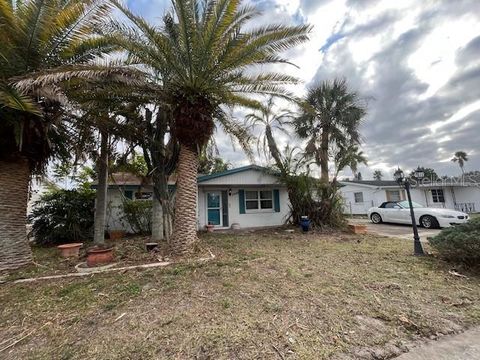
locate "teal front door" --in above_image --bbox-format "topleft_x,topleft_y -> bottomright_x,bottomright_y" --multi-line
207,191 -> 222,226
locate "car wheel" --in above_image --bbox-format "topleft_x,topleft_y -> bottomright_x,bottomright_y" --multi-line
371,213 -> 382,224
420,215 -> 439,229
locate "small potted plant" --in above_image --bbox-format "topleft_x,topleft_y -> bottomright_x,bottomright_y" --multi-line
87,245 -> 114,267
205,223 -> 215,233
57,243 -> 83,258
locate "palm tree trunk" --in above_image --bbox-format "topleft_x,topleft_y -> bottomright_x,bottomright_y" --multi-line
0,159 -> 33,270
93,131 -> 109,245
320,131 -> 329,182
170,145 -> 199,254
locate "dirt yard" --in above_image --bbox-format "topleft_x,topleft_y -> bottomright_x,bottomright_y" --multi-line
1,230 -> 479,359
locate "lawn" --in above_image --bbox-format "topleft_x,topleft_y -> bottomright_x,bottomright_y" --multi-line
1,230 -> 479,359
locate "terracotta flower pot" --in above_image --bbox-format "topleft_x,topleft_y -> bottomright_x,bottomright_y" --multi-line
108,230 -> 126,240
57,243 -> 83,258
348,224 -> 367,234
87,247 -> 114,267
205,224 -> 215,233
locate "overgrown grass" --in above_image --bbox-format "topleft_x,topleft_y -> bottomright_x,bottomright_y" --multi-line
1,230 -> 479,359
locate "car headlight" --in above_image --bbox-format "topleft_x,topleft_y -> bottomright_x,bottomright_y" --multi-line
439,214 -> 455,218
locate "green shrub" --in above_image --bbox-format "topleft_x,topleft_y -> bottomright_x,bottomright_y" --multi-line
120,200 -> 152,235
428,217 -> 480,266
29,189 -> 95,245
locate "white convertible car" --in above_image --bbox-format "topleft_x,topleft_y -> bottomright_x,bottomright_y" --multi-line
368,201 -> 469,229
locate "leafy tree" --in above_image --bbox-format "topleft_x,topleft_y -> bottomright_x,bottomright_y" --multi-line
0,0 -> 118,270
113,0 -> 311,254
373,170 -> 383,181
295,79 -> 367,182
451,151 -> 468,175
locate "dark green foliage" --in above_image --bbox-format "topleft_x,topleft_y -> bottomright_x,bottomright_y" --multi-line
283,173 -> 346,229
429,217 -> 480,266
120,200 -> 152,235
29,189 -> 95,245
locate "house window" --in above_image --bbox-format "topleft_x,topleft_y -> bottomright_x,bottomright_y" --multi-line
245,190 -> 273,211
431,189 -> 445,203
135,192 -> 153,201
387,190 -> 402,202
354,192 -> 364,203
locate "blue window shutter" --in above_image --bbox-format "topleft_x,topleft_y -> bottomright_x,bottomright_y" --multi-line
125,190 -> 133,200
273,189 -> 280,212
239,189 -> 245,214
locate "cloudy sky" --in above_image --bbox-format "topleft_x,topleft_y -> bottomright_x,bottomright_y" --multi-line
126,0 -> 480,179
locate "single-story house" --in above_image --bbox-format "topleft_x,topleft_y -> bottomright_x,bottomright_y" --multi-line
339,179 -> 480,215
97,165 -> 289,232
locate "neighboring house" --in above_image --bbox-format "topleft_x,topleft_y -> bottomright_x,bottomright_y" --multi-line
340,179 -> 480,215
95,165 -> 289,232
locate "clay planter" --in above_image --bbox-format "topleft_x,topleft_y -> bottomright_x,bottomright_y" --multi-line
57,243 -> 83,258
108,230 -> 126,240
205,224 -> 215,233
86,247 -> 114,267
348,224 -> 367,234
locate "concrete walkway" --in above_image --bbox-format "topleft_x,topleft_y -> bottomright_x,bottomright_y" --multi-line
395,327 -> 480,360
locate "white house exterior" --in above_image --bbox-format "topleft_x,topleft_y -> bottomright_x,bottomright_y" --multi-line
340,179 -> 480,215
100,165 -> 289,232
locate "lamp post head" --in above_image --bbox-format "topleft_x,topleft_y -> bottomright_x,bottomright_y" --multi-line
394,168 -> 404,184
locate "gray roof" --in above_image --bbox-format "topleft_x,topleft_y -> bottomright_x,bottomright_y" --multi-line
342,180 -> 400,187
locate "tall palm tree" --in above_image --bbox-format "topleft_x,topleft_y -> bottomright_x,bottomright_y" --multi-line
451,151 -> 468,175
0,0 -> 119,270
373,170 -> 383,181
333,144 -> 367,180
245,97 -> 293,172
295,78 -> 367,182
113,0 -> 311,254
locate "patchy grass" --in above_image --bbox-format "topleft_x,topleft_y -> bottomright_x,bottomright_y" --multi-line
1,230 -> 479,359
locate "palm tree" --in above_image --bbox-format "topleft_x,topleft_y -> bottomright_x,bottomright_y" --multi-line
295,78 -> 367,182
113,0 -> 311,254
246,97 -> 294,172
333,144 -> 367,180
451,151 -> 468,175
373,170 -> 383,181
0,0 -> 120,270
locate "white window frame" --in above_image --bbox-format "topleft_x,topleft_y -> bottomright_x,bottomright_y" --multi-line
387,190 -> 402,202
431,189 -> 445,203
354,192 -> 364,203
245,189 -> 274,213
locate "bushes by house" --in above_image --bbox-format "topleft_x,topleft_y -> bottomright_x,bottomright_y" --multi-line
29,189 -> 95,245
120,200 -> 152,235
428,217 -> 480,267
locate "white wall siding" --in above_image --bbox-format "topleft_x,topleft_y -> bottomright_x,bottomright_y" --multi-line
340,184 -> 390,215
199,169 -> 281,186
198,186 -> 289,229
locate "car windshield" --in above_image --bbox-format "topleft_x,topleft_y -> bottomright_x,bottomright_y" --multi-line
398,201 -> 423,208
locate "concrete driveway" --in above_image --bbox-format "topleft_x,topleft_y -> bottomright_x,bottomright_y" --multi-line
350,218 -> 442,241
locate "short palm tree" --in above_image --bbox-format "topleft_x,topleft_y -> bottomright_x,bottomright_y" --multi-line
0,0 -> 116,270
451,151 -> 468,175
113,0 -> 311,254
295,78 -> 367,182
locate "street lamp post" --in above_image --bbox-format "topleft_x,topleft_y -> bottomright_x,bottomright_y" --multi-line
394,169 -> 425,256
